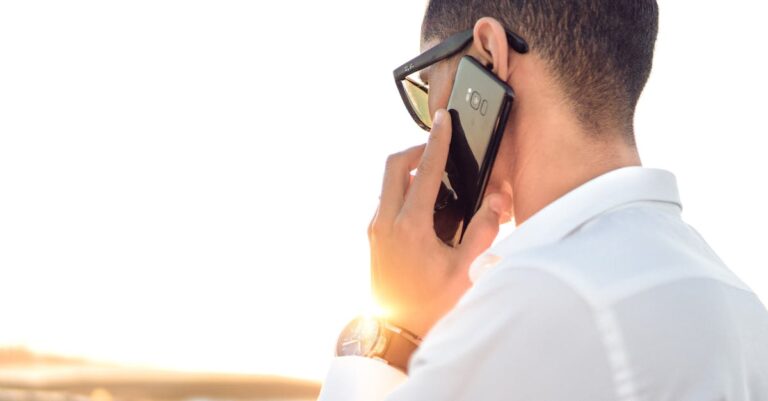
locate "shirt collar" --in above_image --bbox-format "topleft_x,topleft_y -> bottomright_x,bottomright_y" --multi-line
468,166 -> 682,283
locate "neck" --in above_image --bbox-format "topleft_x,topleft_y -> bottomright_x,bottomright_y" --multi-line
508,117 -> 641,226
497,56 -> 642,226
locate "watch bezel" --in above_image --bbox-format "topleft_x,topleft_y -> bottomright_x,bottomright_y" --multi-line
336,316 -> 388,358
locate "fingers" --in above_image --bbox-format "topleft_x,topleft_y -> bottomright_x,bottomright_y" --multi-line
402,109 -> 452,220
376,144 -> 426,223
456,193 -> 512,267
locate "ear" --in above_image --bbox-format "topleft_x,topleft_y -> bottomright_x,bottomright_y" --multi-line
469,17 -> 512,82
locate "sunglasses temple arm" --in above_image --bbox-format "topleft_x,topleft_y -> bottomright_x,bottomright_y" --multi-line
393,30 -> 474,79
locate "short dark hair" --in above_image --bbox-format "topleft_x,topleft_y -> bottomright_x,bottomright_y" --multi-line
422,0 -> 659,142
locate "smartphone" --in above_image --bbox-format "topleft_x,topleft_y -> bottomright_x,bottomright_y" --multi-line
433,55 -> 515,247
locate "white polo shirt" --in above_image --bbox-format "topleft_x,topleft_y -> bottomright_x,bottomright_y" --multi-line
318,167 -> 768,401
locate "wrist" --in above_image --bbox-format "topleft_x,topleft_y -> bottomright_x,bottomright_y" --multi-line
387,315 -> 432,342
336,316 -> 422,374
387,298 -> 455,340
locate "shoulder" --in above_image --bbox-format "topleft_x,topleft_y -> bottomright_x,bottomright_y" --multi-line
489,202 -> 745,306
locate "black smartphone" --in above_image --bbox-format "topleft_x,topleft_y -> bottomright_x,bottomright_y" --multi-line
433,55 -> 515,247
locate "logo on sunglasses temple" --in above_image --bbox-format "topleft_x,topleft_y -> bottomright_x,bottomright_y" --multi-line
403,63 -> 416,73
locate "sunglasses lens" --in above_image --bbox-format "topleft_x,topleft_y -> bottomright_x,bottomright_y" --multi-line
402,77 -> 432,129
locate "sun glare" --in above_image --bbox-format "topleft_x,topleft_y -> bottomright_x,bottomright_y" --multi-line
1,0 -> 767,388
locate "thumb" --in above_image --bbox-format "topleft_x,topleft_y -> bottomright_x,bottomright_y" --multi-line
456,193 -> 512,266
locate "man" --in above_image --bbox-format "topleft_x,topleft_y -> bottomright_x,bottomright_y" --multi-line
319,1 -> 768,400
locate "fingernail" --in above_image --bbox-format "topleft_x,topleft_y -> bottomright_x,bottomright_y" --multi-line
488,194 -> 503,215
433,110 -> 445,126
487,196 -> 512,224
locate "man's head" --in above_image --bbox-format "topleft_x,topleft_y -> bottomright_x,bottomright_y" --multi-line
421,0 -> 659,142
415,0 -> 658,223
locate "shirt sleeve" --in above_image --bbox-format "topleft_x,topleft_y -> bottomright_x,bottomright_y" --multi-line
383,267 -> 617,401
316,355 -> 407,401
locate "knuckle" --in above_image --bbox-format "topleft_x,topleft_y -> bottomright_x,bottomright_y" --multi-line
385,152 -> 403,169
369,220 -> 380,237
418,156 -> 437,176
393,214 -> 421,238
367,220 -> 374,240
369,218 -> 387,238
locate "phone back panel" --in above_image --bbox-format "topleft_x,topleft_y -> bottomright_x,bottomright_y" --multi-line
434,56 -> 514,246
447,58 -> 507,168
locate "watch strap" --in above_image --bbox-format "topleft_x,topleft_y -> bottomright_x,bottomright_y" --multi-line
381,321 -> 422,373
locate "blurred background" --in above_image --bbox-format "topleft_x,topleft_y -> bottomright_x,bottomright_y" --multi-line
0,1 -> 766,400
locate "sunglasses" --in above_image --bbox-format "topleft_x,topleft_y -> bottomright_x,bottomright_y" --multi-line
393,28 -> 529,131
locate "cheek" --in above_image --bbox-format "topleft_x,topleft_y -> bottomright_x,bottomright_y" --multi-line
427,63 -> 458,119
428,84 -> 451,119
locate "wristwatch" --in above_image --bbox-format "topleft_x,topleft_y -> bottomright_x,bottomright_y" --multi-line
336,316 -> 422,374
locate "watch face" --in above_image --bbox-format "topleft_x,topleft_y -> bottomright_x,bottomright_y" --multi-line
336,316 -> 381,357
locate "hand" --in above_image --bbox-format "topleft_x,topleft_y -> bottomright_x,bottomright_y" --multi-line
368,109 -> 512,339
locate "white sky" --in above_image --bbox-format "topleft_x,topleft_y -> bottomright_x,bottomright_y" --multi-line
0,1 -> 766,382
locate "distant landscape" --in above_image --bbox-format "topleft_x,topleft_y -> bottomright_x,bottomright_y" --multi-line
0,347 -> 319,401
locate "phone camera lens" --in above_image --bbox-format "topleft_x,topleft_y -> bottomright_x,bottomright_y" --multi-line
480,99 -> 488,116
470,91 -> 481,110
